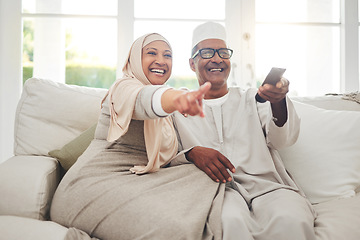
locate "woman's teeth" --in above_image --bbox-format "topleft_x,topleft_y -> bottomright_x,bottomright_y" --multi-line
151,69 -> 165,74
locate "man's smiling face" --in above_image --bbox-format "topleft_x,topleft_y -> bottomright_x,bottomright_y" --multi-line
189,39 -> 231,91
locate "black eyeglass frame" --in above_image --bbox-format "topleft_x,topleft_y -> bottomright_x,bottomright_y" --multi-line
192,48 -> 233,59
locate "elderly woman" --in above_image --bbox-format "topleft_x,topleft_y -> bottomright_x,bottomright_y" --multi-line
50,33 -> 222,240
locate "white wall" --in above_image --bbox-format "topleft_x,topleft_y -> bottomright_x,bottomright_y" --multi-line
0,0 -> 22,163
341,0 -> 359,92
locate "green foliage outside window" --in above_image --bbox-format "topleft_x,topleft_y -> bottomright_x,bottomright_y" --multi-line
23,65 -> 116,88
65,65 -> 116,89
23,65 -> 198,90
23,66 -> 33,84
166,76 -> 198,90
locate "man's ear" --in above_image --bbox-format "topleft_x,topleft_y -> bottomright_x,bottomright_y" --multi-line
189,58 -> 196,72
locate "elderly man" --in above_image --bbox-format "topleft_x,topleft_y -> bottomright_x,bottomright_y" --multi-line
169,22 -> 316,240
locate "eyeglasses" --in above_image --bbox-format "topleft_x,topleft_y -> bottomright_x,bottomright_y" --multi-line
192,48 -> 233,59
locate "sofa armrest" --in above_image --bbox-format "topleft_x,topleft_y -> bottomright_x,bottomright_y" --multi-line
0,156 -> 61,220
0,215 -> 68,240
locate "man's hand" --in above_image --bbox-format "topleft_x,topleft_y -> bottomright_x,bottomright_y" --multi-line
185,146 -> 235,183
257,77 -> 289,126
257,77 -> 289,104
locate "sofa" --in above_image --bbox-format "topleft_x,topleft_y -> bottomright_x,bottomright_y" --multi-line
0,78 -> 360,240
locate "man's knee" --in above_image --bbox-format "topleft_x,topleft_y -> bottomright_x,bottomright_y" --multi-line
222,210 -> 247,227
222,212 -> 254,240
273,212 -> 314,233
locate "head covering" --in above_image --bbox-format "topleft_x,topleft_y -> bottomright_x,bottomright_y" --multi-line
122,33 -> 171,84
192,21 -> 227,49
104,33 -> 177,174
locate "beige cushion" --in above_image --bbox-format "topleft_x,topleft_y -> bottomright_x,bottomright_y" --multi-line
279,101 -> 360,204
0,215 -> 68,240
14,78 -> 107,156
314,193 -> 360,240
49,124 -> 97,171
0,156 -> 60,220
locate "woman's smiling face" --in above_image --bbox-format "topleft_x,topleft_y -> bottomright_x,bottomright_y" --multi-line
142,40 -> 172,85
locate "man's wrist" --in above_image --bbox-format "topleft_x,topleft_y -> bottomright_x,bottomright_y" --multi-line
184,148 -> 194,162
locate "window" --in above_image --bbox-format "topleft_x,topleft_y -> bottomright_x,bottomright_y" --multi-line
255,0 -> 341,96
22,0 -> 118,88
22,0 -> 226,89
1,0 -> 359,163
20,0 -> 359,95
134,0 -> 225,90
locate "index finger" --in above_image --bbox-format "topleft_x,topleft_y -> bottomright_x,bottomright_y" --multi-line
195,82 -> 212,97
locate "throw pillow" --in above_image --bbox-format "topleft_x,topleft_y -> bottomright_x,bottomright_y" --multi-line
49,124 -> 97,171
278,101 -> 360,204
14,78 -> 107,156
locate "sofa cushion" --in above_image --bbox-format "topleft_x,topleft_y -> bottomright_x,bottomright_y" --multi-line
0,156 -> 60,220
279,101 -> 360,204
314,193 -> 360,240
0,215 -> 68,240
14,78 -> 107,156
49,123 -> 97,171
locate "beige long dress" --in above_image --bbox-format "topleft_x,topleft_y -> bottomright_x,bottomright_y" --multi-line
50,87 -> 224,240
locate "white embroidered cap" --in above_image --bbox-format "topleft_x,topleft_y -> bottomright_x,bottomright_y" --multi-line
192,22 -> 227,48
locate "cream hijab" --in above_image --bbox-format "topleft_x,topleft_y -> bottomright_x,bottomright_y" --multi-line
104,33 -> 178,174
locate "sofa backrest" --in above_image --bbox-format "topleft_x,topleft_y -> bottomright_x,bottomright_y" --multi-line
291,95 -> 360,111
14,78 -> 107,156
